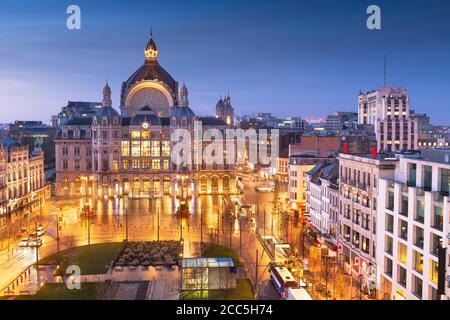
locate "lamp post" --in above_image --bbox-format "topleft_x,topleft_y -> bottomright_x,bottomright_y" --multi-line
157,207 -> 160,241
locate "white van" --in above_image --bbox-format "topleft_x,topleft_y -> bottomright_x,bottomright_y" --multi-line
286,288 -> 313,300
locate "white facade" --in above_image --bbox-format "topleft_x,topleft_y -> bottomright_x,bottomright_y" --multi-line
377,150 -> 450,300
338,153 -> 397,293
358,87 -> 418,152
305,162 -> 339,241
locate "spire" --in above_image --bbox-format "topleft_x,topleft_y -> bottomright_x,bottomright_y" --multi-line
181,82 -> 189,107
102,81 -> 112,107
145,30 -> 158,61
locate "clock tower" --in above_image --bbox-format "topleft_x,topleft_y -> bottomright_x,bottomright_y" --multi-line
120,32 -> 179,118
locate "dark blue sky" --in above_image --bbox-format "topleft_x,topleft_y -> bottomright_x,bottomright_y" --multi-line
0,0 -> 449,124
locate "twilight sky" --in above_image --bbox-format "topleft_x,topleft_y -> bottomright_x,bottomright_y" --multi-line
0,0 -> 449,124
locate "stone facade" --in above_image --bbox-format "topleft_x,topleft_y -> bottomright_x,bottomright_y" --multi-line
55,34 -> 237,199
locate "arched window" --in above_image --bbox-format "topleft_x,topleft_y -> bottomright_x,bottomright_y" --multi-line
223,176 -> 230,192
211,176 -> 219,193
199,176 -> 207,193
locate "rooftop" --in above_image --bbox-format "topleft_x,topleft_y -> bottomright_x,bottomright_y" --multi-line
400,148 -> 450,165
181,257 -> 235,269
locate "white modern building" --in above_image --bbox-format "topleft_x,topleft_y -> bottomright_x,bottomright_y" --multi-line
377,149 -> 450,300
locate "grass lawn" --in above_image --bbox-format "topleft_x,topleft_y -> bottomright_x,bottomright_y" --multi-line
181,278 -> 254,300
40,242 -> 124,275
202,244 -> 241,266
15,283 -> 103,300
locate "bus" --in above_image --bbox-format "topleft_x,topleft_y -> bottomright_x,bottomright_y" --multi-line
269,265 -> 297,297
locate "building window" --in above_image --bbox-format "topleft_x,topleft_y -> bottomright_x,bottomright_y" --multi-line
385,257 -> 393,277
398,242 -> 407,265
141,141 -> 151,156
142,159 -> 150,170
430,234 -> 441,257
62,160 -> 68,171
161,141 -> 170,157
132,160 -> 140,170
103,160 -> 109,171
131,131 -> 140,139
141,130 -> 150,139
432,205 -> 443,231
385,213 -> 394,233
399,219 -> 408,240
439,168 -> 450,195
412,250 -> 423,274
415,198 -> 425,223
151,141 -> 160,157
199,176 -> 207,193
131,141 -> 141,157
163,159 -> 169,171
152,159 -> 160,171
400,194 -> 408,216
397,265 -> 407,288
385,235 -> 393,255
121,141 -> 130,156
122,160 -> 129,170
223,176 -> 230,191
113,160 -> 118,171
423,165 -> 432,191
414,226 -> 424,249
429,259 -> 439,284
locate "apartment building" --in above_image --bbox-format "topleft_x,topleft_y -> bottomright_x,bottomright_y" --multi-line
288,155 -> 335,216
338,152 -> 398,294
377,149 -> 450,300
305,161 -> 339,247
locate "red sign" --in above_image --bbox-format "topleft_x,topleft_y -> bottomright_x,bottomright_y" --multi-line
371,146 -> 377,158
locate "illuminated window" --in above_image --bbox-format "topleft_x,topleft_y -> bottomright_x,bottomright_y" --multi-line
113,160 -> 119,171
151,141 -> 160,156
152,159 -> 160,171
398,243 -> 407,264
132,160 -> 140,170
121,141 -> 130,156
161,141 -> 170,156
429,259 -> 438,284
141,131 -> 150,139
141,141 -> 151,156
131,131 -> 141,139
163,159 -> 169,171
200,176 -> 207,192
142,159 -> 150,169
131,141 -> 141,157
122,160 -> 129,170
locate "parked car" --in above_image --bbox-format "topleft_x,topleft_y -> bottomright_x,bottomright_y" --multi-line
18,238 -> 30,247
28,238 -> 42,247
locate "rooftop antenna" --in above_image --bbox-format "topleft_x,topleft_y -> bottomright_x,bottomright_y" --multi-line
384,52 -> 387,88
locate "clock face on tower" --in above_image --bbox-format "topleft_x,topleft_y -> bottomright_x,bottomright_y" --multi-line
128,87 -> 171,117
